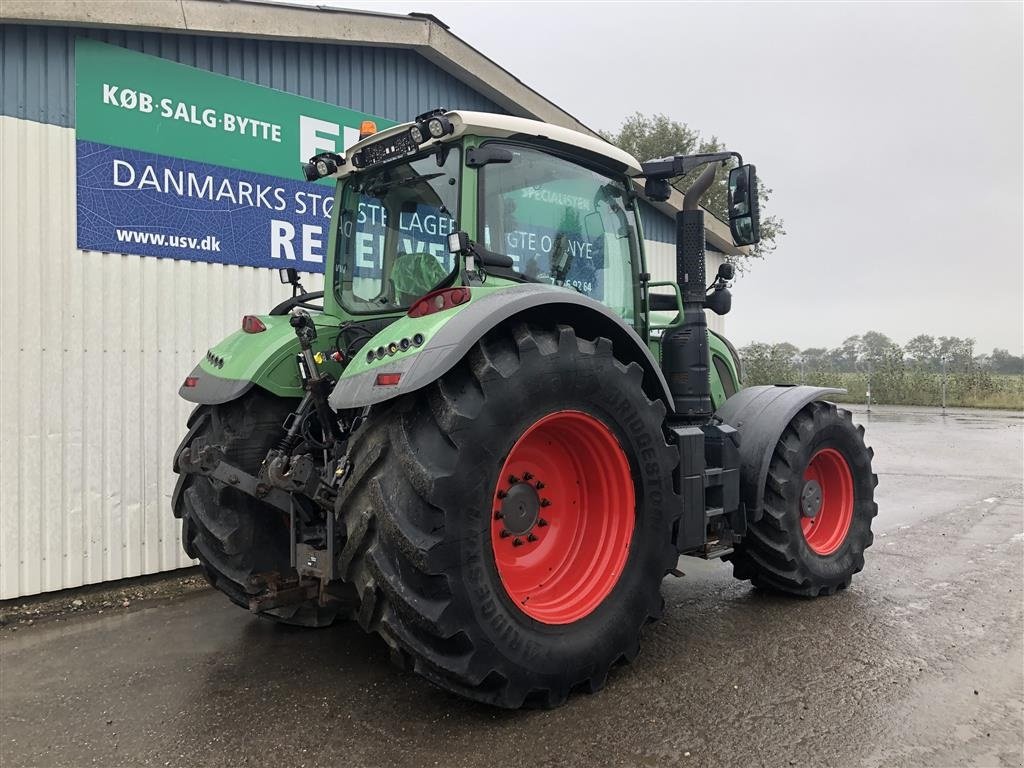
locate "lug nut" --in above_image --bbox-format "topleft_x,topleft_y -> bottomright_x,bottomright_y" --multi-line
497,489 -> 508,499
512,537 -> 523,547
540,498 -> 551,507
494,510 -> 503,520
509,475 -> 520,485
535,481 -> 545,490
527,533 -> 537,542
537,518 -> 548,527
523,472 -> 533,481
500,529 -> 511,538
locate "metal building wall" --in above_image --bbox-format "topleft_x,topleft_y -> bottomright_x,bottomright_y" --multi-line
640,201 -> 727,335
0,24 -> 505,599
0,24 -> 504,127
0,113 -> 326,599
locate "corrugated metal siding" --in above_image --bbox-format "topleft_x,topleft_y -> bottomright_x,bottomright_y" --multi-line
639,200 -> 675,245
0,23 -> 505,128
639,199 -> 730,256
645,239 -> 724,334
0,117 -> 325,598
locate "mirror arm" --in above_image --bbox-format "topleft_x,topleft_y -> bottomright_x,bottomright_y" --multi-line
640,151 -> 742,181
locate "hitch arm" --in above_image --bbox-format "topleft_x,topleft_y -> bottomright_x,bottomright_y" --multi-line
176,437 -> 293,514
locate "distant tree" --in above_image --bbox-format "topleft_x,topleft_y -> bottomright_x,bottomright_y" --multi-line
838,335 -> 863,372
937,336 -> 976,371
904,334 -> 938,369
801,347 -> 829,368
822,347 -> 847,370
987,348 -> 1024,375
860,331 -> 897,363
601,112 -> 785,265
738,341 -> 797,384
775,342 -> 800,361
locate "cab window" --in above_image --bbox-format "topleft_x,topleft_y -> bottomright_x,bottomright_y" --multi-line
477,144 -> 639,322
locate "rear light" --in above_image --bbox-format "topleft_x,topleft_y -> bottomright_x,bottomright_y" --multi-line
407,287 -> 470,318
183,376 -> 199,388
242,315 -> 266,333
375,373 -> 402,386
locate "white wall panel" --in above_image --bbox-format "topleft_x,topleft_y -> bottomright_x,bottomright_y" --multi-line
0,116 -> 323,598
643,239 -> 725,335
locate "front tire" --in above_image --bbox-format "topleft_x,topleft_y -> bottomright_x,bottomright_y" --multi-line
728,401 -> 877,596
335,323 -> 680,708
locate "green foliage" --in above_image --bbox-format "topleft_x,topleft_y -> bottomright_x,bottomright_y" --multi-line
737,335 -> 1024,410
988,348 -> 1024,375
600,112 -> 785,265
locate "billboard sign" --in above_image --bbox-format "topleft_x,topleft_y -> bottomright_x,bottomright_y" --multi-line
74,38 -> 394,271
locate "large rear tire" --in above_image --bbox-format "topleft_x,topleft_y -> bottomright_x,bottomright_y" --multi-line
334,323 -> 680,708
172,390 -> 345,627
728,401 -> 877,596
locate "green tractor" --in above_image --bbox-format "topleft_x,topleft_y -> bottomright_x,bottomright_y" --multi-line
173,110 -> 877,708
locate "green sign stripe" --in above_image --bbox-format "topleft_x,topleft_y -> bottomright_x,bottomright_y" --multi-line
75,38 -> 394,181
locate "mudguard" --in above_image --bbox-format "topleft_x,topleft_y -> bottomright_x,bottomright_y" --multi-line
329,283 -> 674,411
179,313 -> 346,405
715,385 -> 844,519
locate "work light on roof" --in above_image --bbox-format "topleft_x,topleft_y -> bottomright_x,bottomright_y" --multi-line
302,151 -> 344,181
427,116 -> 450,138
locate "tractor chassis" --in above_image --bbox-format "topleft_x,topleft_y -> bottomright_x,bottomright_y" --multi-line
177,431 -> 349,612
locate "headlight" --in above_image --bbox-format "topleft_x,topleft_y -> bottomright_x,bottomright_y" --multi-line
427,116 -> 452,138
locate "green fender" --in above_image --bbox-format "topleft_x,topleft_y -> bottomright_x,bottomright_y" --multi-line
178,313 -> 347,405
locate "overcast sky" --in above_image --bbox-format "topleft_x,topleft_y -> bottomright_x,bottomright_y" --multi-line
298,0 -> 1023,353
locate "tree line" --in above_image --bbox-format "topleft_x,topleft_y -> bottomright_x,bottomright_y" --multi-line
738,332 -> 1024,409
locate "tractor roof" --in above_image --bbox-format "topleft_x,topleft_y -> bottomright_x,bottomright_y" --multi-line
450,111 -> 643,175
341,110 -> 643,178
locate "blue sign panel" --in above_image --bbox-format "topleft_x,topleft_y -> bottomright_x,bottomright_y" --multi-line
76,140 -> 333,271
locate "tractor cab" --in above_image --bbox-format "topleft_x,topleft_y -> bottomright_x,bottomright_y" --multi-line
310,112 -> 648,315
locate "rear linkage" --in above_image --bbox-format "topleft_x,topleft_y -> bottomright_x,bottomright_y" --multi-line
177,309 -> 358,611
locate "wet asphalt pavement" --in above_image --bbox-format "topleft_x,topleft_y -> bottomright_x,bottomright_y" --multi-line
2,405 -> 1022,768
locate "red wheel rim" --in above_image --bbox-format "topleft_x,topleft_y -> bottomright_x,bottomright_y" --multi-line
800,447 -> 854,556
489,411 -> 635,625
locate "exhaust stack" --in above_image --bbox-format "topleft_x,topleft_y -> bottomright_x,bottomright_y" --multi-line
662,163 -> 719,422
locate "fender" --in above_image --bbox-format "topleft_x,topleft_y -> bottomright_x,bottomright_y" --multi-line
179,313 -> 346,405
715,385 -> 845,519
329,283 -> 674,411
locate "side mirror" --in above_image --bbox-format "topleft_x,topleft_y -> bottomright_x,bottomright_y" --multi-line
727,164 -> 761,246
705,286 -> 732,316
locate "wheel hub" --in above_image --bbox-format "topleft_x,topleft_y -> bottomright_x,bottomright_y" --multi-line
489,410 -> 635,625
500,479 -> 541,535
801,478 -> 822,519
801,447 -> 855,556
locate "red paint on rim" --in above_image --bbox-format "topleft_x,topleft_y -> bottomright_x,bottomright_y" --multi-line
490,411 -> 635,625
801,447 -> 854,555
